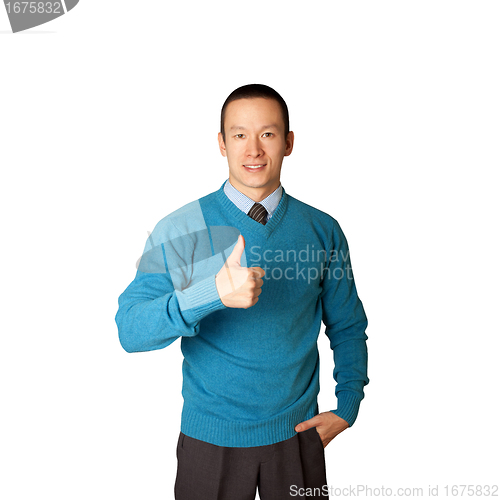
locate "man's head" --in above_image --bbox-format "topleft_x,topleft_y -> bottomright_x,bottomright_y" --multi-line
218,84 -> 294,202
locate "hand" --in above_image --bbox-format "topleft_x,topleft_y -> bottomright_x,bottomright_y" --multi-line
215,235 -> 266,309
295,411 -> 349,448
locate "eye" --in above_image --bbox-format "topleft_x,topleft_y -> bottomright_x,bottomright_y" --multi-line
235,134 -> 245,139
263,132 -> 273,138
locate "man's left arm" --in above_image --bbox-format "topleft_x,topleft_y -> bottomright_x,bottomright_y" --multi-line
295,218 -> 369,447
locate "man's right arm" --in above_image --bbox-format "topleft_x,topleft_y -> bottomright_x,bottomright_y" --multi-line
115,260 -> 226,353
116,233 -> 264,353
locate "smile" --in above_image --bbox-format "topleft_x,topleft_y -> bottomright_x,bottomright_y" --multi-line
243,164 -> 266,170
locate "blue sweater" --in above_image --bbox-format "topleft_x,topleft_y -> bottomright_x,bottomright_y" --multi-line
115,181 -> 369,447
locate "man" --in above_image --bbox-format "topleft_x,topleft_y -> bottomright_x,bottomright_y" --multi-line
115,84 -> 369,499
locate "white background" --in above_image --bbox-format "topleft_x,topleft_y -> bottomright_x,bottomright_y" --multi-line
1,1 -> 499,499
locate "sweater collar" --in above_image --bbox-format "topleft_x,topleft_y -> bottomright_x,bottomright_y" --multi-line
216,180 -> 289,238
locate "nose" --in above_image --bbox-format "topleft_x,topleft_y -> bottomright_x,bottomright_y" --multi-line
245,136 -> 264,158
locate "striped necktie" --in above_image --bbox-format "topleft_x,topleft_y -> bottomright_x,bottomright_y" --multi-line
248,202 -> 268,225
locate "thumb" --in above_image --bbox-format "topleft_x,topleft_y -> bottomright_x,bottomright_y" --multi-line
226,235 -> 245,266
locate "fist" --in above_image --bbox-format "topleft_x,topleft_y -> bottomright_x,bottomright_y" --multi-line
215,235 -> 265,309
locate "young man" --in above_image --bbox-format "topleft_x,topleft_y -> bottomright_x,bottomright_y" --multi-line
115,84 -> 369,499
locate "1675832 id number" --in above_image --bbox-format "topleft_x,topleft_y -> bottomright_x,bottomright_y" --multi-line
443,485 -> 498,496
5,2 -> 62,14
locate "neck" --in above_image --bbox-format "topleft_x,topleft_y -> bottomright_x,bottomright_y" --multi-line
228,178 -> 280,203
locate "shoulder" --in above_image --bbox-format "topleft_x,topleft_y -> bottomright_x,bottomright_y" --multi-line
286,193 -> 342,235
284,193 -> 351,251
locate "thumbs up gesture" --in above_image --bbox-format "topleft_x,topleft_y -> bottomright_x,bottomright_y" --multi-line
215,235 -> 265,308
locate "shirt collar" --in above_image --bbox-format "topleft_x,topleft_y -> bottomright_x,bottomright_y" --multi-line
223,179 -> 283,217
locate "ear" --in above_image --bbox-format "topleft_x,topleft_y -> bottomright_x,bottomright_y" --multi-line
218,132 -> 227,157
284,131 -> 294,157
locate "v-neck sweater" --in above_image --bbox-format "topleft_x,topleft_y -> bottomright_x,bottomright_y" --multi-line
116,181 -> 369,447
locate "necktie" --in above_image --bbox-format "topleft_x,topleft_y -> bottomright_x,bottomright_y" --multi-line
248,202 -> 268,225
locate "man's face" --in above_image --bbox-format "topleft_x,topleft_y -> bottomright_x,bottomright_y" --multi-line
218,97 -> 294,201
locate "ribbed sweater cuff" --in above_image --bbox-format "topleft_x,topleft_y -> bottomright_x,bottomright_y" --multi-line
330,391 -> 363,427
176,275 -> 226,325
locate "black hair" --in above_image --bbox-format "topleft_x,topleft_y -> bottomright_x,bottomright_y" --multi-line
220,84 -> 290,143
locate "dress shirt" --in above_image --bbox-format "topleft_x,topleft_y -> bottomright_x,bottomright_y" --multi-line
223,179 -> 282,223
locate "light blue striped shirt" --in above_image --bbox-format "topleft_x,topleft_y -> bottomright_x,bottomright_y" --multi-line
223,179 -> 283,223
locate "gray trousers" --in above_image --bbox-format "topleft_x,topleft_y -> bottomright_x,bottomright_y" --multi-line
174,427 -> 328,499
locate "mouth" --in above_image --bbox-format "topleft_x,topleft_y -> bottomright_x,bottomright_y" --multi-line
243,164 -> 266,172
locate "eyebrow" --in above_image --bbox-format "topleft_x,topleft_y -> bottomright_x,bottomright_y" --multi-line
229,124 -> 280,131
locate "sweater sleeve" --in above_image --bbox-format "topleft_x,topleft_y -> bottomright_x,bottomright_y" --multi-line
320,218 -> 369,426
115,219 -> 227,354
